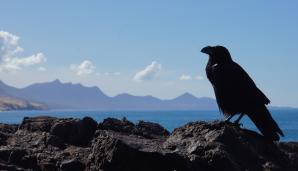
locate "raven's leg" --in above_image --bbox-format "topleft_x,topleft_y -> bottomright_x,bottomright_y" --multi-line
225,115 -> 234,122
234,113 -> 245,124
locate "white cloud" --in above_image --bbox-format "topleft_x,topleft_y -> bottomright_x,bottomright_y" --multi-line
38,66 -> 47,71
71,60 -> 95,76
179,74 -> 192,81
179,74 -> 203,81
0,31 -> 46,72
194,75 -> 203,80
4,53 -> 46,70
133,61 -> 162,81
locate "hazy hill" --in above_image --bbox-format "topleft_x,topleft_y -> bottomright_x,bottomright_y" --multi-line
164,93 -> 217,110
19,79 -> 111,109
0,96 -> 47,111
0,81 -> 47,111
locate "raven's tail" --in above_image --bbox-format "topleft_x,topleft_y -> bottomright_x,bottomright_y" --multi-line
247,105 -> 284,141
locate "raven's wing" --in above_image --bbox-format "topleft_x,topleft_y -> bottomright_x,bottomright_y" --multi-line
211,62 -> 270,111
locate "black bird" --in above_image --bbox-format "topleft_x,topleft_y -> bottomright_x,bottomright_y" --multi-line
201,45 -> 284,141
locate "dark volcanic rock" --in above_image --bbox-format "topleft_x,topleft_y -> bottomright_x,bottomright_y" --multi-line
164,121 -> 290,171
277,142 -> 298,169
0,132 -> 9,146
0,123 -> 18,134
98,117 -> 170,139
98,117 -> 135,133
0,161 -> 25,171
88,130 -> 190,171
0,116 -> 297,171
0,123 -> 18,145
50,116 -> 97,146
60,159 -> 85,171
18,116 -> 97,146
46,134 -> 66,149
135,120 -> 170,138
19,116 -> 57,132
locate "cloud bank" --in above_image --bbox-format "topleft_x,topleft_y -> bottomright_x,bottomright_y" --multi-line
0,31 -> 46,72
133,61 -> 162,81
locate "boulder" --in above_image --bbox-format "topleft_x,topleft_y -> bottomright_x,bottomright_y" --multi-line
50,116 -> 97,146
98,117 -> 135,133
18,116 -> 98,146
134,120 -> 170,138
164,121 -> 290,171
98,117 -> 170,139
18,116 -> 57,132
88,130 -> 191,171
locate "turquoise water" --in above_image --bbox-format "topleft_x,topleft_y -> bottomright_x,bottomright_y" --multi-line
0,110 -> 297,142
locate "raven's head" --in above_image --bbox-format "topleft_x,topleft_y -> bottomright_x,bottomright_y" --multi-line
201,45 -> 232,63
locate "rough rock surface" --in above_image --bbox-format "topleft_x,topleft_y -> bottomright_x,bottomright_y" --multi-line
0,116 -> 297,171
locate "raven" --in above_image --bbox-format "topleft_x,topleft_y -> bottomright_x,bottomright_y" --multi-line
201,45 -> 284,141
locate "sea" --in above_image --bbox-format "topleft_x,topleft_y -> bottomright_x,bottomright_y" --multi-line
0,109 -> 297,142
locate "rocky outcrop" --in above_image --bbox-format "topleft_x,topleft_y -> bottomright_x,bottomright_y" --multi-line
0,116 -> 297,171
97,117 -> 170,139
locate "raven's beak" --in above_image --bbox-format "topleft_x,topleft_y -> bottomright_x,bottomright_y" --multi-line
201,46 -> 213,55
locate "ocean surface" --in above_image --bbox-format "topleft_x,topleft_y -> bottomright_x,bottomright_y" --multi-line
0,109 -> 297,142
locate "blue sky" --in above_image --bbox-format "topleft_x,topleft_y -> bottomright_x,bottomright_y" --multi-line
0,1 -> 297,107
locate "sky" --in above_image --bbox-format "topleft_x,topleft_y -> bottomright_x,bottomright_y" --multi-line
0,1 -> 297,107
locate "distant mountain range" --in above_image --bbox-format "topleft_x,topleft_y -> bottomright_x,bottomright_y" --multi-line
0,79 -> 217,110
0,79 -> 295,111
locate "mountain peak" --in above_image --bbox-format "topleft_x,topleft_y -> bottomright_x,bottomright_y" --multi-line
51,79 -> 62,84
178,92 -> 197,99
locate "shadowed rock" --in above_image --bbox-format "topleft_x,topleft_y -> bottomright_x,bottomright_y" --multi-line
0,123 -> 18,134
60,159 -> 85,171
98,117 -> 170,139
50,116 -> 97,146
17,116 -> 97,146
0,116 -> 297,171
164,121 -> 289,170
19,116 -> 57,132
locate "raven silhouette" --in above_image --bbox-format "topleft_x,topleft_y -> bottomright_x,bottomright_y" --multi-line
201,45 -> 284,141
